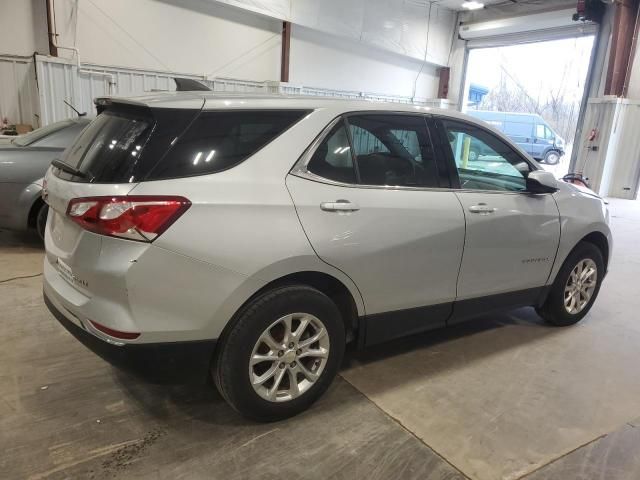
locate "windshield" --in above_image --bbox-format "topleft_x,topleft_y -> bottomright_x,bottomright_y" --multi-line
12,119 -> 75,147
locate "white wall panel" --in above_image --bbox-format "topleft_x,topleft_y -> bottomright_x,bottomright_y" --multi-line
52,0 -> 282,80
290,0 -> 455,65
0,55 -> 39,126
289,25 -> 440,101
573,98 -> 640,199
0,0 -> 48,56
627,42 -> 640,100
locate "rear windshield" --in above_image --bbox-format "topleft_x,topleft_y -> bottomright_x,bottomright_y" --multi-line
61,110 -> 153,182
55,106 -> 309,183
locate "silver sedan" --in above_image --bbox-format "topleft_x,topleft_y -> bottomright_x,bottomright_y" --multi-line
0,118 -> 90,239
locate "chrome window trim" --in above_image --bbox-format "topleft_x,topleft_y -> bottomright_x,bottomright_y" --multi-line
290,111 -> 551,196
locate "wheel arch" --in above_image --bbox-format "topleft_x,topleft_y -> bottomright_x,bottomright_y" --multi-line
27,196 -> 46,230
550,230 -> 610,286
236,271 -> 361,344
580,231 -> 609,271
218,269 -> 364,352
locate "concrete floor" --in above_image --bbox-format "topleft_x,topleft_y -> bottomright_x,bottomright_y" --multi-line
2,198 -> 640,480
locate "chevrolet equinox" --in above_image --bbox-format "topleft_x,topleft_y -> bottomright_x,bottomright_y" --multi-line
43,93 -> 611,420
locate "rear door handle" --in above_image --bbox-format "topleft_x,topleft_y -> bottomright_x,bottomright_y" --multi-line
320,200 -> 360,212
469,204 -> 496,214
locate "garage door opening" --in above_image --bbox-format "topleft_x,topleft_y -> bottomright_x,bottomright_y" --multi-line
463,35 -> 595,178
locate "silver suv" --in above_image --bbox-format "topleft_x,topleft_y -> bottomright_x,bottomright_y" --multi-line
43,94 -> 611,420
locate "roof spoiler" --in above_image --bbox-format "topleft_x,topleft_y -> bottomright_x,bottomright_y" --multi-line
174,78 -> 211,92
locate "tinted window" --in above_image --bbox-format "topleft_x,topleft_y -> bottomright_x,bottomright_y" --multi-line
443,119 -> 530,192
56,108 -> 307,183
307,121 -> 356,184
61,110 -> 153,182
149,110 -> 307,180
347,115 -> 438,187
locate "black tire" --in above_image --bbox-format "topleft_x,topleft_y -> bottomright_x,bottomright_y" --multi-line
537,241 -> 604,326
213,285 -> 345,421
544,150 -> 561,165
36,203 -> 49,241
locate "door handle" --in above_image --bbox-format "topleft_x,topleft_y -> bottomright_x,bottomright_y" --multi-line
320,200 -> 359,212
468,204 -> 496,214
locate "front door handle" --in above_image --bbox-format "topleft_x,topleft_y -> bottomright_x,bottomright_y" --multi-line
469,204 -> 496,214
320,200 -> 360,212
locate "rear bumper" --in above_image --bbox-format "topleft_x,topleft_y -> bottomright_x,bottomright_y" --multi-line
44,291 -> 216,383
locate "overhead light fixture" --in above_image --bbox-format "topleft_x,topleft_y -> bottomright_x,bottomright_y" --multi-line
462,1 -> 484,10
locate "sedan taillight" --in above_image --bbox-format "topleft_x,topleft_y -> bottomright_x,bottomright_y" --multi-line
67,196 -> 191,242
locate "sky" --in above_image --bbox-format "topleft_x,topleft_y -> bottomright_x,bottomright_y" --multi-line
466,36 -> 595,105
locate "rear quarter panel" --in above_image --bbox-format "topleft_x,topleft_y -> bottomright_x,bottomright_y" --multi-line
127,109 -> 365,338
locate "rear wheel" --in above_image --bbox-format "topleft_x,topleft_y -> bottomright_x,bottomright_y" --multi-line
544,150 -> 560,165
213,285 -> 345,421
537,241 -> 604,326
36,204 -> 49,241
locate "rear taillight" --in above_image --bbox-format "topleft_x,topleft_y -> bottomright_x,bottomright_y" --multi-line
67,196 -> 190,242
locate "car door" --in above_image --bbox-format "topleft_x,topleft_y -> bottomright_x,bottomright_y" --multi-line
434,117 -> 560,317
286,113 -> 465,345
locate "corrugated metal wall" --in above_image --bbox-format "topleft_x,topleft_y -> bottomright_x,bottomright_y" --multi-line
32,56 -> 454,126
34,55 -> 206,125
0,54 -> 454,128
0,55 -> 39,127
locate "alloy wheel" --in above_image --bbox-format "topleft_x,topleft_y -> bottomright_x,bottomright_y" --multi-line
249,313 -> 330,402
564,258 -> 597,315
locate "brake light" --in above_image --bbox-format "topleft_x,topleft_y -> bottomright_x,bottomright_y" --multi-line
67,196 -> 190,242
89,320 -> 140,340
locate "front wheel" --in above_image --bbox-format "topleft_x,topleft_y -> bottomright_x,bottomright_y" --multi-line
536,241 -> 604,326
213,285 -> 345,421
544,150 -> 561,165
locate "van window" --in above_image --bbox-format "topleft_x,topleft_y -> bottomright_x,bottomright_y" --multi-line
536,124 -> 555,140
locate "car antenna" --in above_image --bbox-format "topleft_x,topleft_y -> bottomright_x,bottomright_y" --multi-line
63,100 -> 87,117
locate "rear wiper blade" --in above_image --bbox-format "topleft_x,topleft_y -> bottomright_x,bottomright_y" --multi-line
51,159 -> 87,179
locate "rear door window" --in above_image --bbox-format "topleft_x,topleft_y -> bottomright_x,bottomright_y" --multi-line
346,114 -> 438,187
307,121 -> 357,184
149,110 -> 308,180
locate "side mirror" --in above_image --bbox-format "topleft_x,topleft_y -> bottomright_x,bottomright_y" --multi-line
527,170 -> 558,193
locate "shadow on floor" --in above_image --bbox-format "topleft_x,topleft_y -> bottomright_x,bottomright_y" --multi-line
340,306 -> 567,396
0,229 -> 43,249
108,306 -> 565,424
